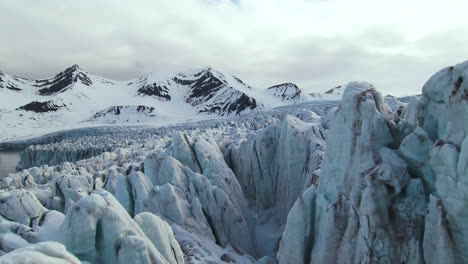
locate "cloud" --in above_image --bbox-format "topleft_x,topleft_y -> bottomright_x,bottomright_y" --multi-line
1,0 -> 468,96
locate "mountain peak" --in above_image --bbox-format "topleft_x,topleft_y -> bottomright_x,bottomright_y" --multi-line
65,64 -> 81,72
266,83 -> 303,102
267,83 -> 299,90
201,65 -> 212,72
34,64 -> 91,96
192,66 -> 214,75
325,85 -> 344,94
176,66 -> 216,79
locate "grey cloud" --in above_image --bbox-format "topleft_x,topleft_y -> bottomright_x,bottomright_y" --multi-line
1,0 -> 467,96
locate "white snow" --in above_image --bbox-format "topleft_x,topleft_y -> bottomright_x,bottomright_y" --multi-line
0,61 -> 466,264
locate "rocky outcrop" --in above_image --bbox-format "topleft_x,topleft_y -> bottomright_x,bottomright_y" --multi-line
178,68 -> 260,116
92,105 -> 155,118
266,83 -> 303,102
88,105 -> 157,124
133,76 -> 171,101
309,85 -> 345,100
36,65 -> 92,96
16,101 -> 66,113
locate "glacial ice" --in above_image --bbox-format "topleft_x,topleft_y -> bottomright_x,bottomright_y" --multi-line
0,242 -> 81,264
134,212 -> 185,264
60,189 -> 181,264
278,61 -> 468,264
0,105 -> 332,263
229,115 -> 325,220
0,189 -> 47,226
0,61 -> 466,263
420,62 -> 468,263
143,149 -> 254,255
278,82 -> 424,264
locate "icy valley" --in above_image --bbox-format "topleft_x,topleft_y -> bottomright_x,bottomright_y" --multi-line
0,61 -> 466,264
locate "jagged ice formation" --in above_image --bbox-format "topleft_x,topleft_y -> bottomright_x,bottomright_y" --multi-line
0,61 -> 466,263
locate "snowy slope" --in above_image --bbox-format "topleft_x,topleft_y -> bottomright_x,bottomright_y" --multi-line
174,67 -> 260,115
0,65 -> 335,142
87,105 -> 157,124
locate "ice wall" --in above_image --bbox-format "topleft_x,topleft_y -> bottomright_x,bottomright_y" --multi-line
278,61 -> 468,264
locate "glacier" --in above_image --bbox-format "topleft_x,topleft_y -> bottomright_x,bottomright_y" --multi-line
0,102 -> 336,263
278,62 -> 468,264
0,61 -> 466,263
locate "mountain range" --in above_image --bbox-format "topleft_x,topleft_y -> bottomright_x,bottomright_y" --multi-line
0,65 -> 342,141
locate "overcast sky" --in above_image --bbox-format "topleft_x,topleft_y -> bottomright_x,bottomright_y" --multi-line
1,0 -> 468,95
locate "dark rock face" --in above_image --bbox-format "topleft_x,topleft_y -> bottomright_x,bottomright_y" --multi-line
172,76 -> 193,86
35,65 -> 92,96
17,101 -> 64,113
6,84 -> 21,91
181,69 -> 258,116
225,94 -> 257,114
131,75 -> 171,101
267,83 -> 302,101
186,71 -> 224,100
136,105 -> 154,112
268,83 -> 298,89
92,105 -> 155,118
137,83 -> 171,101
0,72 -> 23,91
131,67 -> 258,116
325,85 -> 343,94
2,65 -> 259,119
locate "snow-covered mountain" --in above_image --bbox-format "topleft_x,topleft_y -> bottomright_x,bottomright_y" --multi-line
1,65 -> 310,141
2,65 -> 375,142
2,61 -> 466,264
309,85 -> 345,100
265,83 -> 305,102
0,65 -> 260,114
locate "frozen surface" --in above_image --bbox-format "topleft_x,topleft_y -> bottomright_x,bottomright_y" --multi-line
0,98 -> 337,263
278,82 -> 424,263
278,62 -> 468,264
0,61 -> 466,264
60,190 -> 179,263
